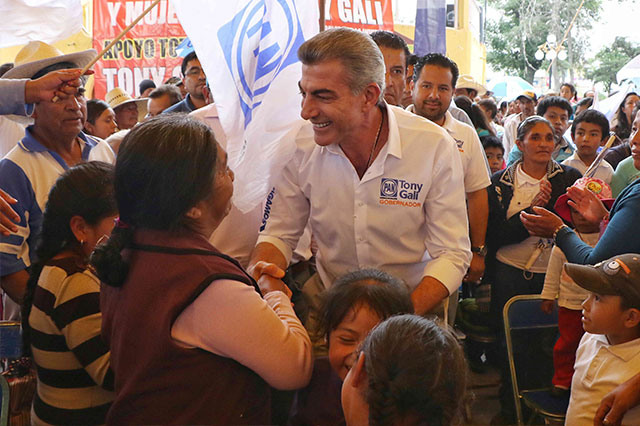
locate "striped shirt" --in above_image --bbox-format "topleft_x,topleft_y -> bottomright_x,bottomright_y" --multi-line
29,257 -> 113,425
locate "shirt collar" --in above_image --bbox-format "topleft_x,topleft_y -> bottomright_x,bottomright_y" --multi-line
19,126 -> 96,168
591,334 -> 640,362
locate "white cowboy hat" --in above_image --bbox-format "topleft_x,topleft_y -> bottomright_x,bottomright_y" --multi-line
457,75 -> 487,96
3,41 -> 96,80
105,87 -> 148,121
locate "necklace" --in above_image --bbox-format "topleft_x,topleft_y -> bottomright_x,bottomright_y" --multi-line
365,108 -> 385,170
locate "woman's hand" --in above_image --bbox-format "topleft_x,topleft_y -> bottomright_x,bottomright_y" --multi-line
520,206 -> 565,238
531,180 -> 552,207
257,275 -> 292,299
567,186 -> 609,225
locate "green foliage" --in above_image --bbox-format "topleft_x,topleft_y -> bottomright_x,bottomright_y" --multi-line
486,0 -> 603,82
585,37 -> 640,91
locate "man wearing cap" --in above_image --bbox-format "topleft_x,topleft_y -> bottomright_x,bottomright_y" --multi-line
105,87 -> 148,130
163,51 -> 208,114
502,90 -> 537,158
0,41 -> 114,318
138,79 -> 156,98
563,254 -> 640,426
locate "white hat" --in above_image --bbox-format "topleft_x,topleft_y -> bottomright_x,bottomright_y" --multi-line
456,75 -> 487,96
3,41 -> 96,80
105,87 -> 148,121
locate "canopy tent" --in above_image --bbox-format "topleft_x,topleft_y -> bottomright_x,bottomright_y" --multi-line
487,76 -> 536,101
617,53 -> 640,84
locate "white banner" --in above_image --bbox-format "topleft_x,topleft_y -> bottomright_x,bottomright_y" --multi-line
0,0 -> 83,48
171,0 -> 319,212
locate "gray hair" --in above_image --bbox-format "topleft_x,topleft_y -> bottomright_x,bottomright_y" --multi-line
516,115 -> 553,142
297,28 -> 385,103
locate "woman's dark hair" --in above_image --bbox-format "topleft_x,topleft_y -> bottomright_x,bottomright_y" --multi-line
516,115 -> 553,142
455,96 -> 496,136
85,99 -> 111,125
90,114 -> 218,288
362,315 -> 468,426
571,109 -> 610,142
317,269 -> 413,342
480,135 -> 504,153
614,92 -> 639,140
477,98 -> 498,120
575,96 -> 593,111
561,83 -> 577,101
22,162 -> 116,354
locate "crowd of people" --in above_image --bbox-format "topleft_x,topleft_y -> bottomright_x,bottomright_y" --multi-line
0,27 -> 640,426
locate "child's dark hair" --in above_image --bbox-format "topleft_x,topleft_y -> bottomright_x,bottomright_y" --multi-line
362,315 -> 468,426
536,95 -> 573,118
480,135 -> 504,153
575,96 -> 593,111
90,115 -> 218,289
22,162 -> 116,355
317,269 -> 413,341
561,83 -> 577,101
571,109 -> 610,141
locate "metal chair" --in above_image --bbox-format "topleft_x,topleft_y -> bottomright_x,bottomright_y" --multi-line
503,295 -> 569,425
0,321 -> 22,426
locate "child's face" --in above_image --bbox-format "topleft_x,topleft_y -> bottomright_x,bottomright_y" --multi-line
329,304 -> 381,381
574,122 -> 603,158
582,293 -> 630,341
570,207 -> 600,234
484,146 -> 504,174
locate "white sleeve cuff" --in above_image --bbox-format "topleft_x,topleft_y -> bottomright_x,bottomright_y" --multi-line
255,235 -> 293,265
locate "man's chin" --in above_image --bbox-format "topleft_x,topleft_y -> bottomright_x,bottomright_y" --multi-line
383,94 -> 398,106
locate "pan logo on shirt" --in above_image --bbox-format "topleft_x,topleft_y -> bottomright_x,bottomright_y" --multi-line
453,138 -> 464,152
379,178 -> 422,207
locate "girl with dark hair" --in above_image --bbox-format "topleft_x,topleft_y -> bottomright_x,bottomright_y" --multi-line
341,315 -> 468,426
485,116 -> 581,423
84,99 -> 117,140
560,83 -> 577,103
22,161 -> 117,425
455,95 -> 496,137
288,269 -> 413,425
91,114 -> 312,425
612,92 -> 640,141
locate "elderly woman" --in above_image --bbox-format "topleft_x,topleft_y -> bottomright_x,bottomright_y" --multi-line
91,115 -> 312,425
485,115 -> 581,423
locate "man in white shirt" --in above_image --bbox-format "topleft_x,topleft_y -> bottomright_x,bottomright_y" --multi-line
249,28 -> 471,318
503,91 -> 537,157
408,53 -> 490,286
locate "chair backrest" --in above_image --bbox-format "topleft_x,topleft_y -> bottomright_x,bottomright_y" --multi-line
503,295 -> 559,425
0,374 -> 9,426
0,322 -> 21,360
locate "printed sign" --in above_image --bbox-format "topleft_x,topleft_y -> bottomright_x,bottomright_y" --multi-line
325,0 -> 393,32
92,0 -> 187,99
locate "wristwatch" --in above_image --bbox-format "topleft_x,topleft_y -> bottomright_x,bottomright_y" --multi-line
471,245 -> 487,257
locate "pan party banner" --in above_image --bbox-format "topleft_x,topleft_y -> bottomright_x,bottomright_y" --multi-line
92,0 -> 187,99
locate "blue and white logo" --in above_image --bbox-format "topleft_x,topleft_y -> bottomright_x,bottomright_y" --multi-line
218,0 -> 305,128
380,178 -> 398,199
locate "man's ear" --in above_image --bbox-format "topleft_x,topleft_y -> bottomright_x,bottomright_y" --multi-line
351,352 -> 368,388
362,83 -> 382,110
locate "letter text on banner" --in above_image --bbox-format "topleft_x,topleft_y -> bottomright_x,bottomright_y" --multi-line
172,0 -> 319,213
325,0 -> 393,32
92,0 -> 187,99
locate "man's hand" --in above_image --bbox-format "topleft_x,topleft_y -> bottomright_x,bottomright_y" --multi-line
411,276 -> 449,315
531,179 -> 552,207
0,189 -> 19,236
464,253 -> 485,283
567,186 -> 609,225
594,373 -> 640,426
24,69 -> 94,103
248,260 -> 286,282
540,299 -> 555,314
257,274 -> 293,299
520,206 -> 565,238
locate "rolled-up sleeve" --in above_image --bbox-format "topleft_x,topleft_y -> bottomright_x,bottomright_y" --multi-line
421,136 -> 472,294
255,152 -> 311,265
0,79 -> 32,116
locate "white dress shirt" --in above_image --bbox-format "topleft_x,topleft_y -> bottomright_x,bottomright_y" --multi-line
257,104 -> 471,293
566,333 -> 640,426
562,152 -> 614,184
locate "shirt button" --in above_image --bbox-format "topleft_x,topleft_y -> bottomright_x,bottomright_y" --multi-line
358,202 -> 364,207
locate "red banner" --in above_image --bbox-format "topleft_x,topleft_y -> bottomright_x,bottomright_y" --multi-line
92,0 -> 187,99
325,0 -> 393,32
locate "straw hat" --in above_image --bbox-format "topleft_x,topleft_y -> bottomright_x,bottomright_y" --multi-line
3,41 -> 96,79
105,87 -> 148,121
457,75 -> 487,96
